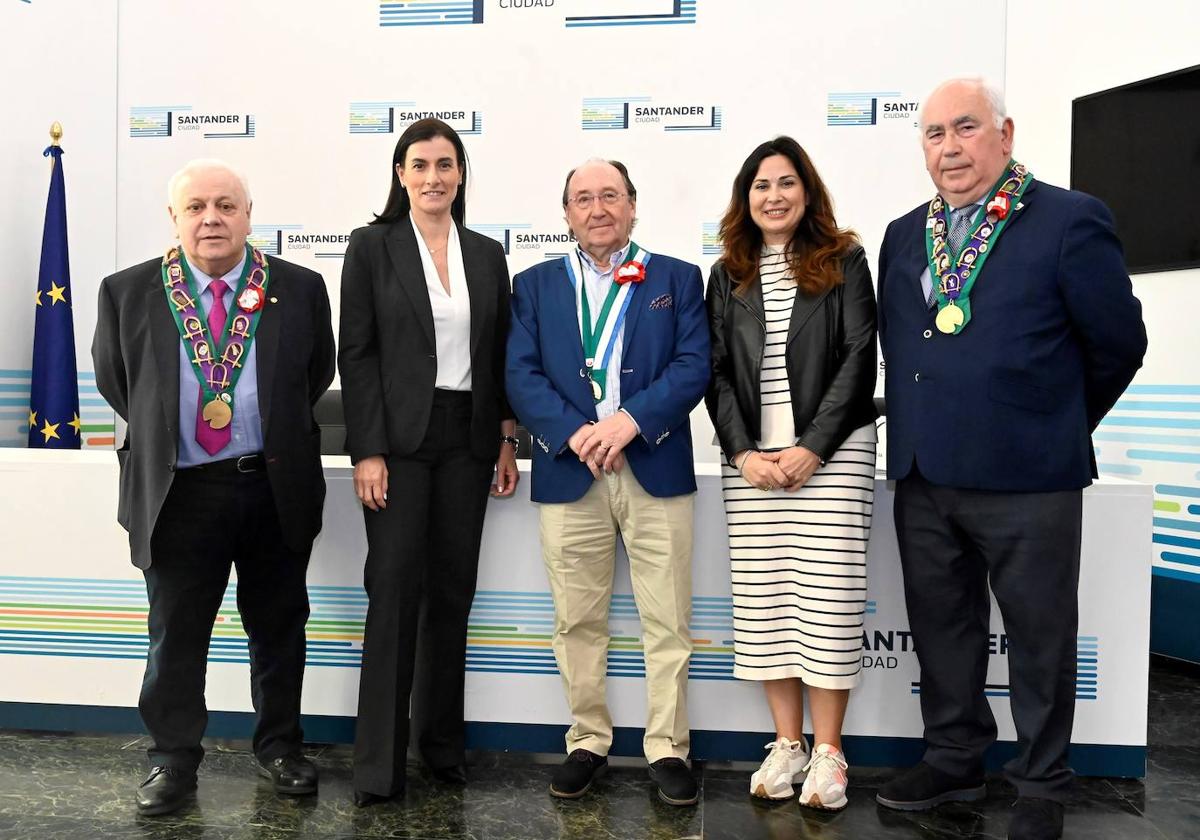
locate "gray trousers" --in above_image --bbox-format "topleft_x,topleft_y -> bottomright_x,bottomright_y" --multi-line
894,470 -> 1083,800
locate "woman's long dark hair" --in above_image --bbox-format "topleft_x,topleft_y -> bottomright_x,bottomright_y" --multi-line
718,136 -> 858,297
371,118 -> 468,225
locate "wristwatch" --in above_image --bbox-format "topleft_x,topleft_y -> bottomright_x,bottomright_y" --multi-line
501,435 -> 520,450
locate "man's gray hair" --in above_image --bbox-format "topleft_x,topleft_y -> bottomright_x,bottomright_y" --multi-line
561,157 -> 638,206
919,77 -> 1008,130
166,159 -> 253,208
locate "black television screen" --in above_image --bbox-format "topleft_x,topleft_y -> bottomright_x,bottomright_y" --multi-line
1071,65 -> 1200,275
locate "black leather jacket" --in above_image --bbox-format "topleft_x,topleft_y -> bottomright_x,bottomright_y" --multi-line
704,245 -> 878,462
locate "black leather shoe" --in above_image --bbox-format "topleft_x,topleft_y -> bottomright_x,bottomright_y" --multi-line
550,749 -> 608,799
1008,797 -> 1064,840
135,766 -> 197,816
875,761 -> 986,811
258,753 -> 318,796
353,789 -> 394,807
649,757 -> 699,806
430,763 -> 468,785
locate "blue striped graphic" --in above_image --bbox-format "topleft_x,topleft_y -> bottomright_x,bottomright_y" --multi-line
349,101 -> 414,134
379,0 -> 484,27
467,223 -> 531,255
248,224 -> 303,257
909,636 -> 1100,700
827,92 -> 899,127
130,105 -> 190,138
0,370 -> 114,447
204,115 -> 255,139
581,96 -> 648,130
1100,387 -> 1200,584
566,0 -> 696,28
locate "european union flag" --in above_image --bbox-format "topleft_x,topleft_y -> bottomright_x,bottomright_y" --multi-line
28,143 -> 81,449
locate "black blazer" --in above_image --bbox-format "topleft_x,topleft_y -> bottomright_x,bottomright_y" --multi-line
92,256 -> 336,569
704,245 -> 878,462
338,219 -> 512,464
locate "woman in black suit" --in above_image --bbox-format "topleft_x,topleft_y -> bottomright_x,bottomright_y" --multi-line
338,118 -> 518,805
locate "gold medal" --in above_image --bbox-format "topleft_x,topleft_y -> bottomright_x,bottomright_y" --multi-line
202,398 -> 233,430
935,302 -> 965,334
591,378 -> 603,402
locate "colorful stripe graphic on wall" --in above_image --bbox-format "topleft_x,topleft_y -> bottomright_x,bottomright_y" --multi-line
909,636 -> 1101,701
129,105 -> 189,138
248,224 -> 305,257
0,578 -> 740,680
1094,383 -> 1200,583
566,0 -> 697,27
826,92 -> 901,126
0,579 -> 727,678
0,370 -> 113,448
581,97 -> 650,130
378,0 -> 484,26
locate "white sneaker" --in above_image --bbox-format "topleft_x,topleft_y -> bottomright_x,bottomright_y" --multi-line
799,743 -> 849,811
750,737 -> 810,800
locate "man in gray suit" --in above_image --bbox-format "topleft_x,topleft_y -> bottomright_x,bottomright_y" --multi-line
92,159 -> 335,816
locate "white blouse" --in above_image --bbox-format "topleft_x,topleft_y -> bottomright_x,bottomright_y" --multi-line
411,216 -> 472,391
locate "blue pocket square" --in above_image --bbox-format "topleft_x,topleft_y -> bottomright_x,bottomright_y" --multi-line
649,293 -> 673,310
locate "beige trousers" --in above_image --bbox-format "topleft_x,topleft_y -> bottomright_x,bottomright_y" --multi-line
538,468 -> 694,762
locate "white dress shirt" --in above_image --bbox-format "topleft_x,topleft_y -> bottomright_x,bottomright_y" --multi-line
412,216 -> 472,391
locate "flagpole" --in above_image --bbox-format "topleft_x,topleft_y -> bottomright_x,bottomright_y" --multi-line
29,123 -> 81,450
49,122 -> 62,172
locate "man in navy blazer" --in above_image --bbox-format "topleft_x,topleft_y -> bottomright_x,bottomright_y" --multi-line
874,79 -> 1146,840
507,159 -> 709,806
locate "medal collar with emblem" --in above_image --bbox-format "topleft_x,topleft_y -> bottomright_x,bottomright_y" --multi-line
162,243 -> 270,430
564,241 -> 651,404
925,159 -> 1032,335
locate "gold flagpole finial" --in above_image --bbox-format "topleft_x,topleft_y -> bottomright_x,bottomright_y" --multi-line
49,122 -> 63,146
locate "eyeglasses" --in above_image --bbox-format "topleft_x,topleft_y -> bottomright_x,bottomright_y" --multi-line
566,190 -> 627,210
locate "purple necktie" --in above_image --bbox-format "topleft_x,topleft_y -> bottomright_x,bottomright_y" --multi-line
195,278 -> 231,455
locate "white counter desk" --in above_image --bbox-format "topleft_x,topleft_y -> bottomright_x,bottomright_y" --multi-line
0,450 -> 1152,776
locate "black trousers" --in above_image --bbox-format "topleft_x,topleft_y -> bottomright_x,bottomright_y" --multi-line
894,470 -> 1083,800
140,463 -> 311,771
353,389 -> 494,796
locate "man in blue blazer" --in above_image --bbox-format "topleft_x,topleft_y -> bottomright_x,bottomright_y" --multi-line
874,79 -> 1146,840
507,159 -> 709,806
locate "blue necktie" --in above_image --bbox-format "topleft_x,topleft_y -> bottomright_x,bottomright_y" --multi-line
928,206 -> 975,308
948,206 -> 975,257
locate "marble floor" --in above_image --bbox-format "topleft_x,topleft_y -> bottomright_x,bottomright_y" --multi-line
0,660 -> 1196,839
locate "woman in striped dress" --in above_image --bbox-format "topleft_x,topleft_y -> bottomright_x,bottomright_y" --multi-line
704,136 -> 878,811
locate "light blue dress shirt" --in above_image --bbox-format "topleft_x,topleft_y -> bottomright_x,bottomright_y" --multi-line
575,242 -> 641,431
175,253 -> 264,467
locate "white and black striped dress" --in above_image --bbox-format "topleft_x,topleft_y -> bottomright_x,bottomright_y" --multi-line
721,246 -> 876,687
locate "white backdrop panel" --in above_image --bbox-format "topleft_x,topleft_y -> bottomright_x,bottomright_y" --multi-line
113,0 -> 1005,461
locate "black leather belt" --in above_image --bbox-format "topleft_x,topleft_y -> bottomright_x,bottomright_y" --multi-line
184,453 -> 266,474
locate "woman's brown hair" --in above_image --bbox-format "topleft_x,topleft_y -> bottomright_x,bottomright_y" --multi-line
718,136 -> 859,297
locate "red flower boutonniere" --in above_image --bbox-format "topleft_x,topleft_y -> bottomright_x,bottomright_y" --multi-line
986,194 -> 1010,221
615,260 -> 646,285
237,286 -> 266,313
